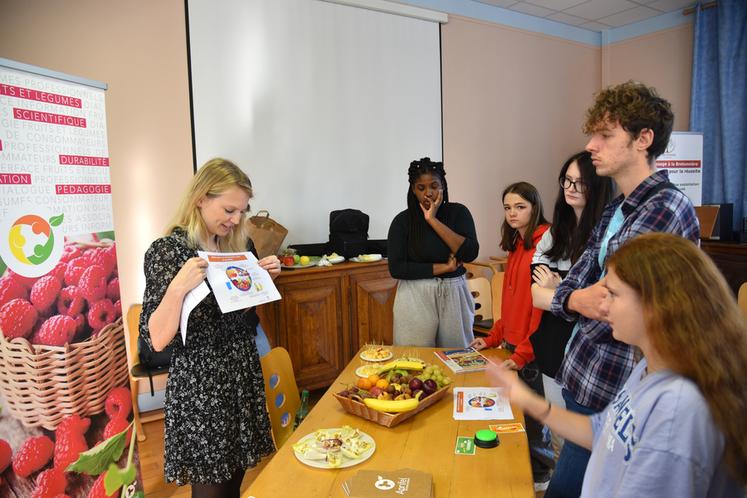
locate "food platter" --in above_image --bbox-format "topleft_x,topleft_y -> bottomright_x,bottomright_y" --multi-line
350,254 -> 382,263
281,256 -> 319,269
359,347 -> 393,362
355,364 -> 383,378
292,427 -> 375,469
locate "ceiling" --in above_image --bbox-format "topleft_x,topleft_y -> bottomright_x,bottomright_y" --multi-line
473,0 -> 697,31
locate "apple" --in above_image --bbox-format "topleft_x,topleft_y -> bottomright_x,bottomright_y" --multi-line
369,386 -> 383,397
293,254 -> 301,264
282,255 -> 295,266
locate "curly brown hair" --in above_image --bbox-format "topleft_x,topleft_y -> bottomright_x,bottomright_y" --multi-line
608,233 -> 747,483
583,81 -> 674,162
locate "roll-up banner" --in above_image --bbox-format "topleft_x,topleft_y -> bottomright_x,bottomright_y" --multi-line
655,131 -> 703,206
0,58 -> 143,497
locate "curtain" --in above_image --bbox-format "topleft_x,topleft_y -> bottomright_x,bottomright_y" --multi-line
689,0 -> 747,233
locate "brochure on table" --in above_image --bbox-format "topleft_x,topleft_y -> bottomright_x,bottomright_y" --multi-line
453,387 -> 513,420
434,347 -> 489,373
197,250 -> 281,313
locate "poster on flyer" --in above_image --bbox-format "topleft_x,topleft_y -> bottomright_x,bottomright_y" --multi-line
0,59 -> 144,497
655,132 -> 703,206
197,250 -> 281,313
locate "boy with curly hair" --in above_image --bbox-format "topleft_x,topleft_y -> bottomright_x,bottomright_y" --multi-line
545,81 -> 700,498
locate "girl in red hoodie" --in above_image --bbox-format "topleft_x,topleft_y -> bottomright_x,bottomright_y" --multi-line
470,181 -> 549,370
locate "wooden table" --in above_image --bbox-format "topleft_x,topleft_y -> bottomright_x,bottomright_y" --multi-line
244,347 -> 534,497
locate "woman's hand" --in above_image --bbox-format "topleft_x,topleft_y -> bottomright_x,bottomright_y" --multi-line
419,189 -> 442,222
532,265 -> 561,289
469,337 -> 488,350
258,255 -> 282,280
445,254 -> 459,273
169,257 -> 208,294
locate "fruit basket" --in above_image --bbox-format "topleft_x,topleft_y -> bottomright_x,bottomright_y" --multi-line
0,318 -> 127,430
333,385 -> 450,428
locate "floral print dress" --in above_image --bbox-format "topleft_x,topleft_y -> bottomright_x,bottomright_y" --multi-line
139,228 -> 275,485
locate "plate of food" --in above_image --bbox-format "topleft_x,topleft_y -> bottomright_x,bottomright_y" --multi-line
281,256 -> 320,269
323,252 -> 345,264
359,347 -> 393,362
350,254 -> 382,263
355,364 -> 383,378
292,426 -> 375,469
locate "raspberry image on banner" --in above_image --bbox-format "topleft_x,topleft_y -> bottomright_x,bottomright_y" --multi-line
30,276 -> 63,314
54,414 -> 90,470
105,387 -> 132,420
87,471 -> 117,498
6,269 -> 39,289
0,276 -> 28,307
57,286 -> 85,316
82,247 -> 117,279
11,434 -> 54,478
106,277 -> 120,301
102,416 -> 132,444
0,298 -> 38,339
78,265 -> 107,304
0,438 -> 11,473
33,315 -> 77,346
47,261 -> 68,283
113,300 -> 122,320
60,243 -> 82,263
71,313 -> 86,335
88,299 -> 116,333
31,467 -> 67,498
63,257 -> 88,287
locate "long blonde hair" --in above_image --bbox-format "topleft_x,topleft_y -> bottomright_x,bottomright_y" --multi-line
608,233 -> 747,482
168,158 -> 253,252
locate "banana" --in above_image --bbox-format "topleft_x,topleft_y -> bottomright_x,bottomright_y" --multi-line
363,397 -> 419,413
377,360 -> 424,375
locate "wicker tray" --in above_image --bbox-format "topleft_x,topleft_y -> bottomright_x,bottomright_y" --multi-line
0,318 -> 128,430
333,385 -> 450,428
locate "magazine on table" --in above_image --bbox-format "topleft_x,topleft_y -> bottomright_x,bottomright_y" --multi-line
434,347 -> 489,373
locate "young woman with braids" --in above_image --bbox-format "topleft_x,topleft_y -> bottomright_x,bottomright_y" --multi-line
529,152 -> 613,426
387,157 -> 479,348
489,232 -> 747,497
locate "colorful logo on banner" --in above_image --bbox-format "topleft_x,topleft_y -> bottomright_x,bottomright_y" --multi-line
0,207 -> 65,277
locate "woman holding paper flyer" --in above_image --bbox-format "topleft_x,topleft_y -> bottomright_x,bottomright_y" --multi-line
139,158 -> 280,497
489,233 -> 747,497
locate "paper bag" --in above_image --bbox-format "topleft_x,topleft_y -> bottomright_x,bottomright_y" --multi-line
245,210 -> 288,258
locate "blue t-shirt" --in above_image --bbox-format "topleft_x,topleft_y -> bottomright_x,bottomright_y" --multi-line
581,359 -> 743,498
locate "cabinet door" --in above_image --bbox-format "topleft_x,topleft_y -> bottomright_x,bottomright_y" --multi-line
278,277 -> 346,390
349,270 -> 397,357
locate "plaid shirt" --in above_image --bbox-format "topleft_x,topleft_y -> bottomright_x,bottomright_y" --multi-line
551,170 -> 700,411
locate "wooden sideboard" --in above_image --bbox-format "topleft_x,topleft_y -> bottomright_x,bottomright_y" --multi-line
701,241 -> 747,296
257,260 -> 397,390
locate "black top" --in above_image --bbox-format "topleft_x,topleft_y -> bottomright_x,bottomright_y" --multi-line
387,202 -> 479,280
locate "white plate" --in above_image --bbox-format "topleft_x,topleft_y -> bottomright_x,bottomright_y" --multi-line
327,255 -> 345,264
293,428 -> 375,469
359,348 -> 393,362
355,364 -> 383,378
350,254 -> 382,263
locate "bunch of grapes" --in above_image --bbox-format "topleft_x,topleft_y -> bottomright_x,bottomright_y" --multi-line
419,364 -> 452,389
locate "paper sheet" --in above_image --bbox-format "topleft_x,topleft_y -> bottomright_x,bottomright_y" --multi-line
197,251 -> 281,313
180,281 -> 210,345
453,387 -> 514,420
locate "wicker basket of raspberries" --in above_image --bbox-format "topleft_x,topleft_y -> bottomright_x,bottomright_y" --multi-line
0,239 -> 127,430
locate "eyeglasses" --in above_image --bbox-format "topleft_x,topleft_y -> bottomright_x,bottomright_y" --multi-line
559,176 -> 587,193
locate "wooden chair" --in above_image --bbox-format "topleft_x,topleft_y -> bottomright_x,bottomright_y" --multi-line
467,276 -> 493,335
126,304 -> 168,442
260,347 -> 301,450
491,271 -> 504,322
738,282 -> 747,319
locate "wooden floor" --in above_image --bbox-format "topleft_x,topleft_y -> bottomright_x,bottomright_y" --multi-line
137,419 -> 272,498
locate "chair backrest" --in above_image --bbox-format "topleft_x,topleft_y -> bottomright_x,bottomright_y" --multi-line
126,304 -> 143,370
738,282 -> 747,319
491,271 -> 504,321
463,261 -> 496,281
467,276 -> 492,322
260,347 -> 301,450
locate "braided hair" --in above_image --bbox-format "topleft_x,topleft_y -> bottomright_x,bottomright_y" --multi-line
406,157 -> 449,259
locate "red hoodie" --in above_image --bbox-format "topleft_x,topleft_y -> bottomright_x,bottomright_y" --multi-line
483,224 -> 549,368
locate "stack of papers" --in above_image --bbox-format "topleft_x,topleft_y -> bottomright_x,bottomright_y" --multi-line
342,468 -> 433,497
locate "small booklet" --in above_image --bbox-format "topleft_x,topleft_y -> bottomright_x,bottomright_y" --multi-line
434,347 -> 489,373
453,387 -> 514,420
342,468 -> 433,497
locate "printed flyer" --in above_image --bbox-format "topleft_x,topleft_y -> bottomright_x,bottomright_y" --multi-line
197,250 -> 281,313
0,59 -> 143,497
452,387 -> 513,421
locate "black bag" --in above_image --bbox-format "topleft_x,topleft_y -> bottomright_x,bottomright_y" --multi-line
327,209 -> 369,258
138,335 -> 173,369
